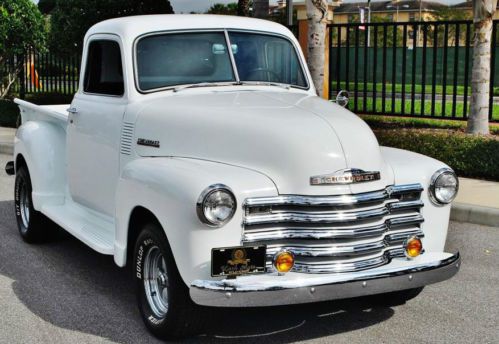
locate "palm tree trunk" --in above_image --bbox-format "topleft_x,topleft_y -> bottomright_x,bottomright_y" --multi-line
467,0 -> 497,134
253,0 -> 269,19
306,0 -> 328,97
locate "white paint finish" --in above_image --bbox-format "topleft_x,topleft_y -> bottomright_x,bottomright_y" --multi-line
115,157 -> 277,283
133,90 -> 353,196
68,34 -> 127,217
14,121 -> 67,210
68,93 -> 126,216
42,201 -> 115,254
381,147 -> 452,253
11,15 -> 456,295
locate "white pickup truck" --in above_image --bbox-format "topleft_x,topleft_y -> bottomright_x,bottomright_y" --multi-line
5,15 -> 460,339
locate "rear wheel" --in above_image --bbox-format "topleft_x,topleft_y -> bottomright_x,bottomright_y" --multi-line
15,166 -> 50,243
134,222 -> 206,339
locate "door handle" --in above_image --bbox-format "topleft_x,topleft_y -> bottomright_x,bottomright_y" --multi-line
67,107 -> 78,114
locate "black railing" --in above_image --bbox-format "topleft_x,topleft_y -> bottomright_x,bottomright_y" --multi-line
13,49 -> 81,98
329,20 -> 499,122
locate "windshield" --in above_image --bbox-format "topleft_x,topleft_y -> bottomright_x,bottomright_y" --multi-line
136,31 -> 308,91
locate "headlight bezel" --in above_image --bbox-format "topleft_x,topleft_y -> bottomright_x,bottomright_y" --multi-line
429,168 -> 459,206
196,184 -> 237,227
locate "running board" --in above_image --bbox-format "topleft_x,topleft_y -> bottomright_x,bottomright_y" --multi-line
41,203 -> 115,255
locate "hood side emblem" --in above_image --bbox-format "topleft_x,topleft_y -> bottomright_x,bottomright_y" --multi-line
310,169 -> 381,185
137,138 -> 160,148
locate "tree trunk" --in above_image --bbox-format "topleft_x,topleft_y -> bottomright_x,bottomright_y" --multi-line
468,18 -> 493,134
467,0 -> 497,135
306,0 -> 328,97
253,0 -> 269,19
237,0 -> 250,17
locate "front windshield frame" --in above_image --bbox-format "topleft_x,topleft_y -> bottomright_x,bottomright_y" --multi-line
133,29 -> 310,94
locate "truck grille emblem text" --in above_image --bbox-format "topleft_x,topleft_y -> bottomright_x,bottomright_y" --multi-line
310,169 -> 381,185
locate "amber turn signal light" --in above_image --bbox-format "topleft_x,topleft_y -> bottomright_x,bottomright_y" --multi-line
274,251 -> 294,273
404,236 -> 423,258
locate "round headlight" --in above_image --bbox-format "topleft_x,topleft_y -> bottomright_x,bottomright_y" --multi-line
197,184 -> 236,227
429,168 -> 459,205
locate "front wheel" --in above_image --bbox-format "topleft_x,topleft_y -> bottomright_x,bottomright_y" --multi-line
134,223 -> 206,339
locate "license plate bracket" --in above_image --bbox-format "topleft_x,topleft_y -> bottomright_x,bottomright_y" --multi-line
211,245 -> 266,277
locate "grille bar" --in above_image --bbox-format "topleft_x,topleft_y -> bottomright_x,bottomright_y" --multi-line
242,214 -> 424,242
242,184 -> 424,274
243,183 -> 423,207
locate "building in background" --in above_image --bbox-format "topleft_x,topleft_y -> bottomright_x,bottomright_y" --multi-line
332,1 -> 446,24
452,1 -> 499,20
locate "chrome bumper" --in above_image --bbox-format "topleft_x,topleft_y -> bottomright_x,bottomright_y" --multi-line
190,252 -> 460,307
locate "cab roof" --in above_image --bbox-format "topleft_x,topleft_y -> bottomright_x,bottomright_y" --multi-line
86,14 -> 293,42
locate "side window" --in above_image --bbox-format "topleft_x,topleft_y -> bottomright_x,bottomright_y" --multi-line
84,40 -> 124,96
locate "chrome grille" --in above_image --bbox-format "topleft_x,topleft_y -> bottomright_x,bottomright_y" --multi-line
242,184 -> 424,274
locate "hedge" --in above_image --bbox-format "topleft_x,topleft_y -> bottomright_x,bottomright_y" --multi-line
0,100 -> 19,128
362,114 -> 499,136
374,128 -> 499,181
0,93 -> 73,128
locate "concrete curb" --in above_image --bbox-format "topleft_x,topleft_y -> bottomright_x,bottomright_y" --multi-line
0,143 -> 13,156
451,202 -> 499,228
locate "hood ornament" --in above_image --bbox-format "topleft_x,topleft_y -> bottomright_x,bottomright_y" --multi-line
310,169 -> 381,185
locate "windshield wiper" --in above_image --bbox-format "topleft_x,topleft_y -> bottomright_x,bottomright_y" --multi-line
173,82 -> 237,93
237,81 -> 292,90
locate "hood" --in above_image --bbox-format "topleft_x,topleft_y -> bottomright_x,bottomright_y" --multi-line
134,91 -> 393,195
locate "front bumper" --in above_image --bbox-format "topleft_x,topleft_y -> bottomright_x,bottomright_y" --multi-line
190,252 -> 460,307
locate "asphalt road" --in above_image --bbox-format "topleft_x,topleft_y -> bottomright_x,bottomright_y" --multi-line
0,154 -> 498,344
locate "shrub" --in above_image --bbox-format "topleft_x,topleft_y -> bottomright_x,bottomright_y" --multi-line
362,114 -> 499,135
0,93 -> 73,128
374,128 -> 499,181
0,99 -> 19,128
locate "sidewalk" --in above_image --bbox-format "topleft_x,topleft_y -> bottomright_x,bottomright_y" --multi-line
0,126 -> 497,227
451,178 -> 499,227
0,127 -> 15,155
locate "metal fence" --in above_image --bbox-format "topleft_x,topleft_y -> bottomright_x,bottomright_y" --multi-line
6,49 -> 81,98
329,20 -> 499,122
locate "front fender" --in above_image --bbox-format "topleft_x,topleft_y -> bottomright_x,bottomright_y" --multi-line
381,146 -> 452,253
115,157 -> 277,285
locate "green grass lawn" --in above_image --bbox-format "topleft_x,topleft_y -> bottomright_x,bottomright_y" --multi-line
349,97 -> 499,121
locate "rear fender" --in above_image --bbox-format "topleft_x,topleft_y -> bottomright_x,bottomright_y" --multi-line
15,121 -> 67,209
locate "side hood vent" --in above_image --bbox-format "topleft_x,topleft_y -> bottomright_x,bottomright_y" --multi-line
120,122 -> 135,155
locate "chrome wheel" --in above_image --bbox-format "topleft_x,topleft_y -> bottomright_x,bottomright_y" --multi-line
19,183 -> 31,229
143,245 -> 169,319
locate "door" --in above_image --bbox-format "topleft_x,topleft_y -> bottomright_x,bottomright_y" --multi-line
67,36 -> 127,217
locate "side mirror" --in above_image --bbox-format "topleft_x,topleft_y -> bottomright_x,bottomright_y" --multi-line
335,90 -> 349,108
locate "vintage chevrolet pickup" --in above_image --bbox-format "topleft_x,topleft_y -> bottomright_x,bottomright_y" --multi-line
5,15 -> 460,339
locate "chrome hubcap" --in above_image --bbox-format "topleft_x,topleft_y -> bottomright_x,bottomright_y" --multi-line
19,183 -> 30,228
143,246 -> 169,318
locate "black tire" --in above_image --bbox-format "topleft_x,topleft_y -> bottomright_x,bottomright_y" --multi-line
372,287 -> 424,307
14,166 -> 50,243
134,222 -> 206,340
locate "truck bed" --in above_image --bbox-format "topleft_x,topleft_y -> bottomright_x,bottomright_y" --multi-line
14,98 -> 69,124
